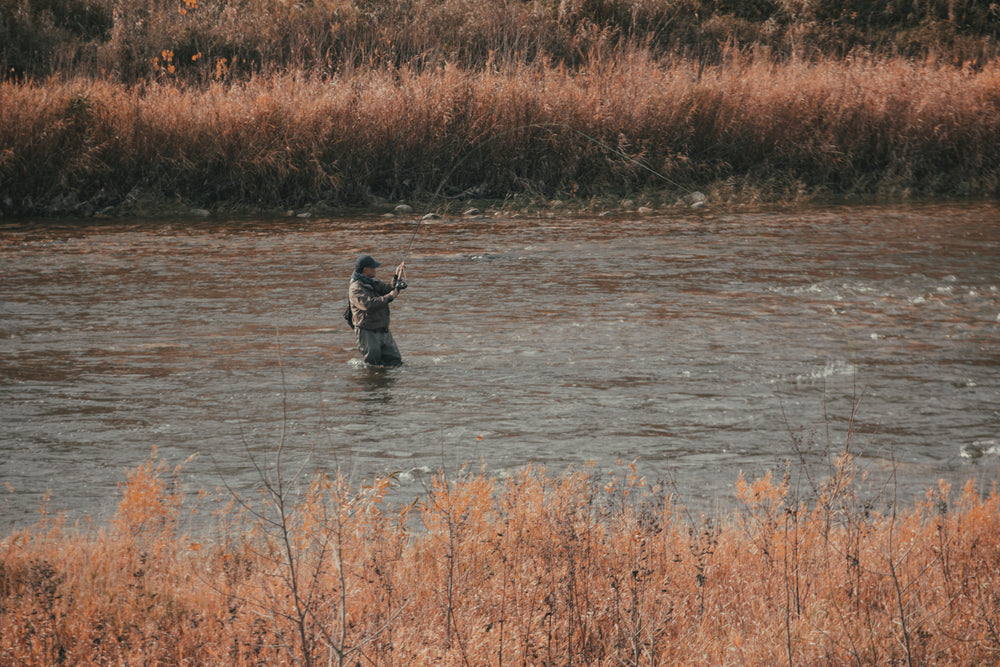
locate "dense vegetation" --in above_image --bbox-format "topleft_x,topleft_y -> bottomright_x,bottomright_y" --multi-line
0,0 -> 998,215
3,0 -> 999,81
4,5 -> 998,663
2,450 -> 1000,665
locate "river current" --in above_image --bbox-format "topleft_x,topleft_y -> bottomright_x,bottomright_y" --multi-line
1,203 -> 998,526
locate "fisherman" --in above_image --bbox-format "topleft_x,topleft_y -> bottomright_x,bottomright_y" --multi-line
348,254 -> 407,367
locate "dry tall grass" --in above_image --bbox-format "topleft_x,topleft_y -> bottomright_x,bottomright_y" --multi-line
4,0 -> 998,83
2,53 -> 999,216
3,0 -> 998,214
2,449 -> 999,665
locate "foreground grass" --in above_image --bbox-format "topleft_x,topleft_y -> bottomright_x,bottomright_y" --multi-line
2,450 -> 999,665
2,54 -> 999,218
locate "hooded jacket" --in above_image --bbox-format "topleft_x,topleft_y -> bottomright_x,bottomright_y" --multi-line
349,271 -> 395,330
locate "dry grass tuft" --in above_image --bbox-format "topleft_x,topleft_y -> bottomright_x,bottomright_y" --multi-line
2,449 -> 1000,665
4,0 -> 998,83
2,54 -> 999,215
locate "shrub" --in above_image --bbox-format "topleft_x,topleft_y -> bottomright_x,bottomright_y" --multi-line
2,450 -> 1000,665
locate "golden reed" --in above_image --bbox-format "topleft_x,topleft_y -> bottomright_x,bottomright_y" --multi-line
2,53 -> 999,214
3,0 -> 998,212
2,450 -> 999,665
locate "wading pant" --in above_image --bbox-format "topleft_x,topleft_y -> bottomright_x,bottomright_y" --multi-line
355,327 -> 402,367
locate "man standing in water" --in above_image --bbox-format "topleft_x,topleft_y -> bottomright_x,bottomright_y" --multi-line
349,254 -> 407,366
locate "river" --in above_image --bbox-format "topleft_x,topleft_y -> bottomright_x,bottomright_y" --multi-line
1,203 -> 998,527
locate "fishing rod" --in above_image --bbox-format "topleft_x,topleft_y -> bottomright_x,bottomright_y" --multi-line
399,211 -> 424,265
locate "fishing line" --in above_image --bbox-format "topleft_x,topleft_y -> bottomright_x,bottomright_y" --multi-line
390,116 -> 940,483
399,119 -> 868,410
394,120 -> 861,393
391,117 -> 878,464
397,121 -> 698,265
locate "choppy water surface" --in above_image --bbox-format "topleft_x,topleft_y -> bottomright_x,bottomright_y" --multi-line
2,203 -> 998,526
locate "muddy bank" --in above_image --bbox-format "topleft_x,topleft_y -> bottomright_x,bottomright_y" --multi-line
7,181 -> 983,224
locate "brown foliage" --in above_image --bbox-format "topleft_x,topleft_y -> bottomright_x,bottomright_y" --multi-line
3,0 -> 998,82
2,449 -> 1000,665
2,54 -> 999,216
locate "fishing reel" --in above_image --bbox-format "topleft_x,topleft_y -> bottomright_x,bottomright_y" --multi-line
393,275 -> 408,290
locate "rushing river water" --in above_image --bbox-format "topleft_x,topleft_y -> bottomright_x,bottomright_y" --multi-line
1,203 -> 998,527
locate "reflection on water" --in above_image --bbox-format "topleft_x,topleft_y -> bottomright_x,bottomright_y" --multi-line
1,203 -> 999,526
350,364 -> 398,411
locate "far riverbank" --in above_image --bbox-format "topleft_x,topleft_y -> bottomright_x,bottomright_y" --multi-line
3,56 -> 998,220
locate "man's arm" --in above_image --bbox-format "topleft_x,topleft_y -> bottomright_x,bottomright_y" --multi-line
350,282 -> 397,311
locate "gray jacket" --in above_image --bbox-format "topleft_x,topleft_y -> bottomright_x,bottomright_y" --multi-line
349,273 -> 395,330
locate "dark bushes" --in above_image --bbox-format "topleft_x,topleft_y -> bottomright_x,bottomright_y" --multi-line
2,0 -> 998,83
